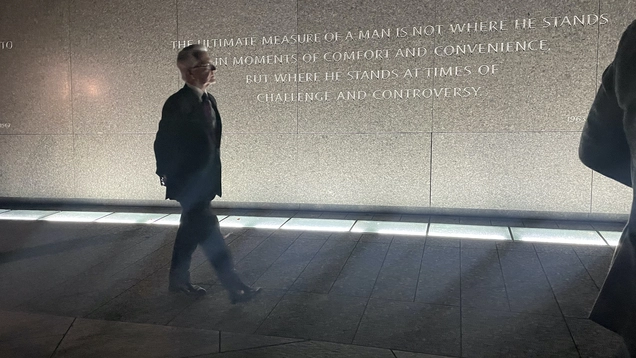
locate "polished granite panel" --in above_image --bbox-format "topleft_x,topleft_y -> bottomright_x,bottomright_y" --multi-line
0,135 -> 74,198
85,266 -> 200,325
215,340 -> 397,358
393,353 -> 451,358
218,134 -> 298,204
256,291 -> 368,343
297,133 -> 430,206
433,0 -> 598,133
498,250 -> 562,315
54,318 -> 219,357
19,240 -> 175,317
359,233 -> 393,243
577,254 -> 613,289
233,235 -> 298,285
0,311 -> 73,342
371,242 -> 424,301
289,239 -> 357,293
565,317 -> 627,358
0,335 -> 63,358
255,238 -> 326,290
416,246 -> 461,306
220,331 -> 303,353
168,286 -> 286,334
0,217 -> 631,356
431,132 -> 591,212
73,134 -> 164,199
462,309 -> 579,357
296,0 -> 436,134
591,172 -> 632,214
329,242 -> 390,297
353,299 -> 461,356
69,0 -> 177,134
178,0 -> 298,134
536,251 -> 600,318
460,249 -> 509,311
0,0 -> 71,135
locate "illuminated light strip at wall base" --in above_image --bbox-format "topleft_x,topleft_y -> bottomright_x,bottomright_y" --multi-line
0,209 -> 620,246
510,227 -> 607,246
42,211 -> 112,222
220,216 -> 289,229
428,223 -> 511,241
281,218 -> 355,232
599,231 -> 620,246
351,220 -> 428,236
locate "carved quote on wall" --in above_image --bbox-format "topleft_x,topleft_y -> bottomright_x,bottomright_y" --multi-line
172,13 -> 607,112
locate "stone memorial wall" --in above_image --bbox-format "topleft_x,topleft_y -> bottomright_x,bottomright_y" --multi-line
0,0 -> 635,217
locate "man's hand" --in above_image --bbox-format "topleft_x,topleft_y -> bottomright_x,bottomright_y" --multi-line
159,175 -> 167,186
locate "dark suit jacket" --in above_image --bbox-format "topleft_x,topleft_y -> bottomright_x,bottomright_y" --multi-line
154,85 -> 223,204
579,61 -> 632,187
588,19 -> 636,346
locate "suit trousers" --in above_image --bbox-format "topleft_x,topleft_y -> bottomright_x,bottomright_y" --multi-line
170,200 -> 243,291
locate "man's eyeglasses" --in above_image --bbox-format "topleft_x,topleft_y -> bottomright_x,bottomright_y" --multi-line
191,63 -> 215,71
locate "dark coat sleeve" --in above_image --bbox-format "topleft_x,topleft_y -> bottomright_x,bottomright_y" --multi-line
154,97 -> 182,180
578,62 -> 632,187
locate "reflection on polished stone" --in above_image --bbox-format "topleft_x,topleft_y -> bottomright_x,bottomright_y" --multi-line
219,216 -> 288,229
428,223 -> 511,241
281,218 -> 355,232
351,220 -> 428,236
511,227 -> 606,246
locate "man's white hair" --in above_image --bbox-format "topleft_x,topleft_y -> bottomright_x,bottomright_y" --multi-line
176,44 -> 208,81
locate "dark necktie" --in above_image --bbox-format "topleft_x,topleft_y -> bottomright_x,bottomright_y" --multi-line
202,93 -> 216,129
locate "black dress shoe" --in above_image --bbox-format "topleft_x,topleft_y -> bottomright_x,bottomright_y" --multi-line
168,283 -> 207,296
229,286 -> 261,304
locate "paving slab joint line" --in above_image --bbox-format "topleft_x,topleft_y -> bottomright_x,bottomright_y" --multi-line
252,287 -> 287,334
285,236 -> 330,293
533,249 -> 583,357
83,261 -> 172,318
49,316 -> 76,358
349,242 -> 393,344
572,249 -> 603,292
496,248 -> 513,312
326,238 -> 363,295
247,233 -> 300,286
218,335 -> 310,354
180,337 -> 310,357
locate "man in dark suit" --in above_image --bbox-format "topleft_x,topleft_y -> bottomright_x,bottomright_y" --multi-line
581,20 -> 636,357
154,44 -> 259,303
